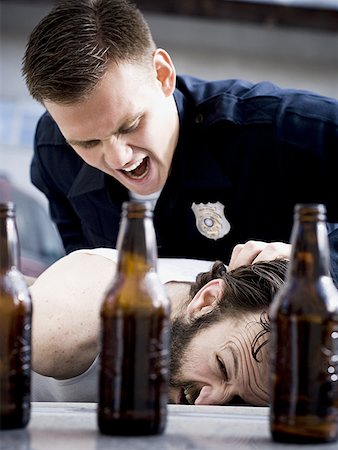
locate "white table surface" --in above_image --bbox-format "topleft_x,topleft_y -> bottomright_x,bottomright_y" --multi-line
1,402 -> 338,450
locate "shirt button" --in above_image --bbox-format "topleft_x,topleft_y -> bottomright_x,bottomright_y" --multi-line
195,114 -> 203,124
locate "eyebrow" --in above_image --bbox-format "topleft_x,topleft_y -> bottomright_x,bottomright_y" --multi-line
66,113 -> 143,147
66,137 -> 99,147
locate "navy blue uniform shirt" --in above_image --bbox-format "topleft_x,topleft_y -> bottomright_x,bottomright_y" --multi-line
31,76 -> 338,279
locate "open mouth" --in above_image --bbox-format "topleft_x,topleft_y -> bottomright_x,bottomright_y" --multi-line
121,156 -> 149,180
177,387 -> 200,405
178,388 -> 191,405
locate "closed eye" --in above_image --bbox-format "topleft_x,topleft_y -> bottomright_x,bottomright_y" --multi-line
119,116 -> 142,134
120,124 -> 137,134
217,355 -> 229,381
71,140 -> 100,150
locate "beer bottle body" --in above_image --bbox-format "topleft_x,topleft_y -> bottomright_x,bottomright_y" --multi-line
270,204 -> 338,443
0,202 -> 32,430
98,202 -> 170,435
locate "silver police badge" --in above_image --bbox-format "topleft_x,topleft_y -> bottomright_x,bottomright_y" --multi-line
191,201 -> 230,240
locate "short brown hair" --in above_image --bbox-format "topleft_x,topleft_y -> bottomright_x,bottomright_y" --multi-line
22,0 -> 156,103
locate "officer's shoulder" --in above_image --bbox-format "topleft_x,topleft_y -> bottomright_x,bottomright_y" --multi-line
177,75 -> 247,103
275,87 -> 338,124
177,75 -> 337,115
35,111 -> 68,147
176,75 -> 279,102
33,111 -> 83,175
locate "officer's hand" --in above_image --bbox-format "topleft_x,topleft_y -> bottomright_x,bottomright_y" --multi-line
227,240 -> 291,271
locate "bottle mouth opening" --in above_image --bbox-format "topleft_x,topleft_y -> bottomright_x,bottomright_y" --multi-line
0,201 -> 16,216
122,200 -> 153,218
294,203 -> 326,221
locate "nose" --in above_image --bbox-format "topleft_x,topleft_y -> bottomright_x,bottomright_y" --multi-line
102,138 -> 133,169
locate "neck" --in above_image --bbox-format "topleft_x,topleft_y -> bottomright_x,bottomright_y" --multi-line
165,281 -> 192,320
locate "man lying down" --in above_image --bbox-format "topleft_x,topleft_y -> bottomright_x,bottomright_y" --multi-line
29,246 -> 288,405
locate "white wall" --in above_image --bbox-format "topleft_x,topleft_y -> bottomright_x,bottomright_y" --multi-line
148,13 -> 338,97
1,2 -> 337,202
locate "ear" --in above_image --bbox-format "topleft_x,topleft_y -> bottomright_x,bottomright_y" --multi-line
152,48 -> 176,96
186,279 -> 225,320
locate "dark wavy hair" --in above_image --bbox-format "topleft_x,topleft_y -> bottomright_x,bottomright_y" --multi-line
170,259 -> 288,387
22,0 -> 156,103
189,259 -> 287,312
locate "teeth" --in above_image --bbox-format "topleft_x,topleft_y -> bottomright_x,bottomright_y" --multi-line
184,388 -> 194,405
123,158 -> 144,172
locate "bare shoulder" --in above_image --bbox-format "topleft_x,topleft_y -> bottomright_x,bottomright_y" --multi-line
31,250 -> 116,296
30,250 -> 117,379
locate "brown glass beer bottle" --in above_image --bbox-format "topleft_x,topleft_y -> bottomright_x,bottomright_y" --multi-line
98,201 -> 170,435
0,202 -> 32,430
270,203 -> 338,443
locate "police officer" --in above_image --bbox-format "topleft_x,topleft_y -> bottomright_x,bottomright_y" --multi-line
22,0 -> 338,276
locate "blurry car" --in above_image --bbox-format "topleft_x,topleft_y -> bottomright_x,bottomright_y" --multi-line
0,173 -> 65,277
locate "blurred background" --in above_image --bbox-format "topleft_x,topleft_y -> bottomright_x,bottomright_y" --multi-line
1,0 -> 338,274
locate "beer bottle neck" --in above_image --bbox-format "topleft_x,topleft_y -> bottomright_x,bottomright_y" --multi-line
0,203 -> 20,273
289,206 -> 330,280
117,203 -> 157,275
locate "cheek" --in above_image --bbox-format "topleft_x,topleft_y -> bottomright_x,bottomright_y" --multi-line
242,352 -> 270,405
145,110 -> 171,146
134,128 -> 154,149
234,333 -> 269,405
